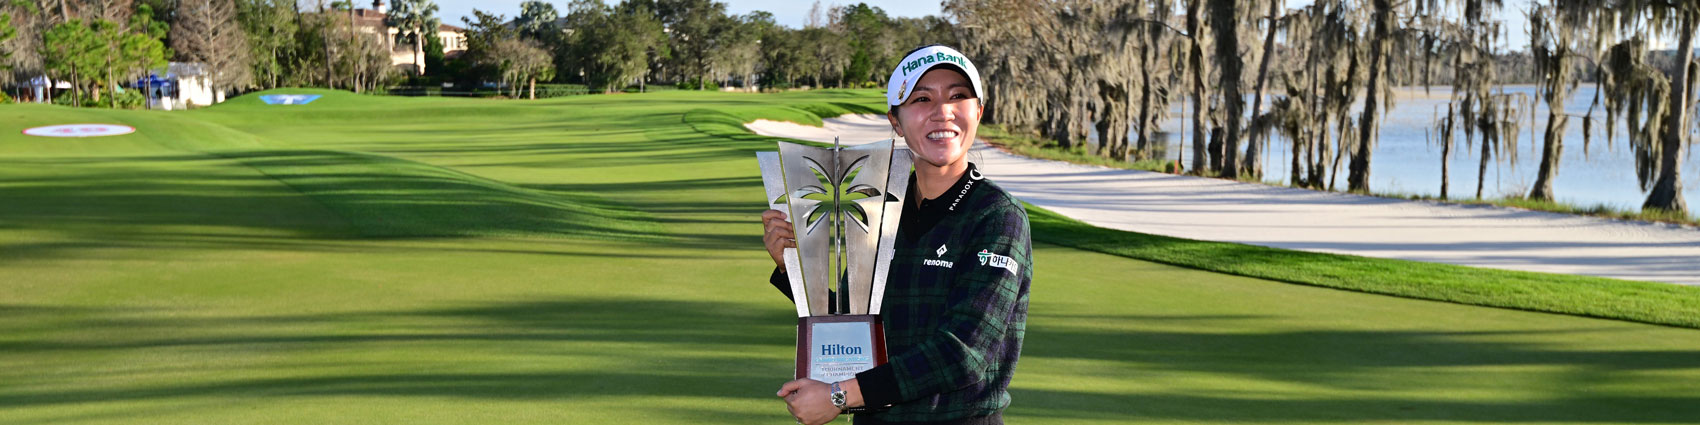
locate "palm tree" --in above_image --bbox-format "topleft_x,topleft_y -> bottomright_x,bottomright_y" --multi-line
385,0 -> 439,76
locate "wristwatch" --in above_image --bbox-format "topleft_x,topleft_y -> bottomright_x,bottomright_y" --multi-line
829,381 -> 847,411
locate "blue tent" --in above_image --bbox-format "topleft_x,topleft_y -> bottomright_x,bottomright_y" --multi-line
131,74 -> 173,90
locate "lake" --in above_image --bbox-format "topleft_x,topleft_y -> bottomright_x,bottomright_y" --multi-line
1096,84 -> 1700,213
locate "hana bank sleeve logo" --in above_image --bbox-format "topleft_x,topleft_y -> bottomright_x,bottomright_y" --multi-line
259,95 -> 323,105
977,249 -> 1019,274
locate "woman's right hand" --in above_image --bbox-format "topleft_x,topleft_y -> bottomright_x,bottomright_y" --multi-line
761,209 -> 796,269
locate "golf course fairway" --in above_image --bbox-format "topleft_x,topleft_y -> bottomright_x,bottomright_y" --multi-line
2,89 -> 1696,424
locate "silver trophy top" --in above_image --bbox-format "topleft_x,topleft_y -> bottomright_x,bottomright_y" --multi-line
758,138 -> 911,317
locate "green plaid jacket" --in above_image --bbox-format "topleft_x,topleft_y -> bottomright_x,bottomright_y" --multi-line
773,164 -> 1032,422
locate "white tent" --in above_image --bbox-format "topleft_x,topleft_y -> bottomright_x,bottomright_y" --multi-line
166,62 -> 224,109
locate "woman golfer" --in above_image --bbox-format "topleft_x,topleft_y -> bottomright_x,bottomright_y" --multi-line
761,44 -> 1032,425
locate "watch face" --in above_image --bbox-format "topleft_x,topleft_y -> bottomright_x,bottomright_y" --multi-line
830,382 -> 847,408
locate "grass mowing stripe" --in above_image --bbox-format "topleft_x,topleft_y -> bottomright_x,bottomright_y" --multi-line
1025,204 -> 1700,329
691,104 -> 1700,330
211,148 -> 664,240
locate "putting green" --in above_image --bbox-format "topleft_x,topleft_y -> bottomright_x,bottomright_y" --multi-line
1,89 -> 1695,424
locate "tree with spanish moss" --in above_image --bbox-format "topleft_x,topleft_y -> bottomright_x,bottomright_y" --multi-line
1347,0 -> 1405,193
1242,0 -> 1285,179
1526,0 -> 1589,201
1583,0 -> 1697,215
172,0 -> 251,98
0,0 -> 41,91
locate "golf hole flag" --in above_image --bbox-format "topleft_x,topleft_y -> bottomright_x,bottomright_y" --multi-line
757,138 -> 911,383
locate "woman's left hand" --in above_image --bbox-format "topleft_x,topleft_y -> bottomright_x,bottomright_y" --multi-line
777,379 -> 840,425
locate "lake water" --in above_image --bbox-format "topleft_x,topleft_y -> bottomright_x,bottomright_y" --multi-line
1092,84 -> 1700,212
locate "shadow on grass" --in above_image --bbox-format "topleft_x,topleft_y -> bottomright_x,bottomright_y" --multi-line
0,298 -> 793,411
0,102 -> 829,264
0,159 -> 762,264
0,149 -> 665,242
1008,314 -> 1700,422
6,301 -> 1699,422
360,121 -> 773,170
1011,388 -> 1700,423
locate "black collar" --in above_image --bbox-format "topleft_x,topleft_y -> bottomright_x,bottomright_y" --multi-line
901,162 -> 982,242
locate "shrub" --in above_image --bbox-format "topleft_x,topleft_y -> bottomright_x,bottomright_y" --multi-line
674,78 -> 720,90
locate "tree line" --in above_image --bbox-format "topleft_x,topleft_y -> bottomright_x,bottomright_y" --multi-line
2,0 -> 172,107
1,0 -> 952,104
1,0 -> 413,105
948,0 -> 1697,216
442,0 -> 952,97
6,0 -> 1695,216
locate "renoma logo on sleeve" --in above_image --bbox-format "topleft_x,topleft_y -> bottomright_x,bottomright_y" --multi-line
978,249 -> 1020,274
925,244 -> 954,269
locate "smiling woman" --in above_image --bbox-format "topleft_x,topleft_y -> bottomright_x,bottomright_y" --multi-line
762,44 -> 1032,425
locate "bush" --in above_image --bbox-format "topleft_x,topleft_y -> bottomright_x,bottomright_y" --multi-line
385,86 -> 439,96
111,88 -> 146,109
1161,159 -> 1184,174
535,84 -> 591,98
674,78 -> 720,90
51,92 -> 102,107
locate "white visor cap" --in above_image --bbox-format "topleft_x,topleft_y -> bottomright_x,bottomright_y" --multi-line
886,45 -> 985,107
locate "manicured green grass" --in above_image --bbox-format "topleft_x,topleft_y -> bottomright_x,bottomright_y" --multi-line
2,89 -> 1698,424
1026,205 -> 1700,329
1392,193 -> 1700,227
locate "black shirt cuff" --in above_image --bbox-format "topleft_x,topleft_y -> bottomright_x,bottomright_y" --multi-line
770,266 -> 794,301
855,364 -> 900,408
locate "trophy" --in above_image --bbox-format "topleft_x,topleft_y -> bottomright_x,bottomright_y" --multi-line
757,138 -> 911,383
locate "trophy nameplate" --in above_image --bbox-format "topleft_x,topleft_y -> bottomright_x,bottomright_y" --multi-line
758,138 -> 910,383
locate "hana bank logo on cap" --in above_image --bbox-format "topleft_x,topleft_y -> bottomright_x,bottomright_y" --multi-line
886,45 -> 985,107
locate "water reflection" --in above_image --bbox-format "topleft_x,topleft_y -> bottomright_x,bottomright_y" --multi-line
1086,84 -> 1700,211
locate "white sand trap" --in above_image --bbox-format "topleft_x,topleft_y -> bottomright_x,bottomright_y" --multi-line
747,114 -> 1700,286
